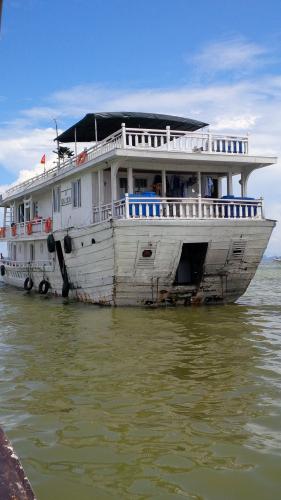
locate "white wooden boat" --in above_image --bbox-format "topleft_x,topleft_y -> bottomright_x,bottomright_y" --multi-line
0,112 -> 277,305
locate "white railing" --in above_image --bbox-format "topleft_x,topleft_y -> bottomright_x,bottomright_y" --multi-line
2,129 -> 123,201
0,259 -> 53,270
1,125 -> 249,201
0,218 -> 52,239
122,126 -> 248,155
93,196 -> 263,222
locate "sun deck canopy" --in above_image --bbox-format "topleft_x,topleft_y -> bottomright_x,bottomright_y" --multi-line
56,111 -> 208,143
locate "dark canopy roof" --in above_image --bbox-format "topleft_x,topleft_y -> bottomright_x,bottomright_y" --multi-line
56,111 -> 208,143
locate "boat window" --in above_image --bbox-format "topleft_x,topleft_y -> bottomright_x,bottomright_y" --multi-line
72,179 -> 81,208
17,203 -> 24,223
119,178 -> 128,189
119,178 -> 128,196
135,178 -> 147,193
53,186 -> 61,213
33,201 -> 39,218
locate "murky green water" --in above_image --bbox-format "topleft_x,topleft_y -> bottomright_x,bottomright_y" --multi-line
1,262 -> 281,499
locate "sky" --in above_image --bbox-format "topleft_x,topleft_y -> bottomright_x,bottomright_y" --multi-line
1,0 -> 281,254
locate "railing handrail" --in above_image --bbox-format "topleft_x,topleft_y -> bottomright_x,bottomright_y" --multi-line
2,126 -> 250,200
124,127 -> 248,141
1,259 -> 53,267
92,196 -> 263,223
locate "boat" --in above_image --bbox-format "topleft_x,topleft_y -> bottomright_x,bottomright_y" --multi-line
0,111 -> 277,305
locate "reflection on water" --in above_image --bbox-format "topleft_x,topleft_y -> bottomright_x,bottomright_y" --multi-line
0,263 -> 281,499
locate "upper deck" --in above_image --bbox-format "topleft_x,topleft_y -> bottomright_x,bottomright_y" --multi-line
0,122 -> 276,204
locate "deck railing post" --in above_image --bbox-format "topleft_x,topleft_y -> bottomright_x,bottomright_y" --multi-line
166,126 -> 170,150
121,123 -> 126,149
208,132 -> 212,152
198,195 -> 202,218
260,197 -> 264,219
125,193 -> 130,219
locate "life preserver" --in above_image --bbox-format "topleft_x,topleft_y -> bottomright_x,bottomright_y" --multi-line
0,265 -> 5,276
47,234 -> 56,253
11,225 -> 17,237
24,277 -> 33,291
64,234 -> 72,254
76,150 -> 88,166
0,227 -> 6,238
44,217 -> 52,233
27,222 -> 33,235
38,279 -> 50,295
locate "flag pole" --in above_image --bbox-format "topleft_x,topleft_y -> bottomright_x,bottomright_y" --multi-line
74,127 -> 77,159
53,118 -> 60,168
95,117 -> 98,143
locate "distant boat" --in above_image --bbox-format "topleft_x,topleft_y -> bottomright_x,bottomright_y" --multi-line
273,258 -> 281,262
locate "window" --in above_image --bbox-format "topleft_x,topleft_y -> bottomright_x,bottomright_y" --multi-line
53,186 -> 61,213
72,179 -> 81,208
119,178 -> 128,190
135,178 -> 147,192
33,201 -> 39,218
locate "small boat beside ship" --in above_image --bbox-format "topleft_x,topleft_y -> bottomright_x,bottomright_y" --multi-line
0,111 -> 277,305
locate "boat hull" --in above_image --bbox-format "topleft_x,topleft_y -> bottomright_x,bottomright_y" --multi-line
2,218 -> 275,306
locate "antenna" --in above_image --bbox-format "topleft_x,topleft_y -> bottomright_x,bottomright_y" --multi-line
0,1 -> 3,31
53,118 -> 60,168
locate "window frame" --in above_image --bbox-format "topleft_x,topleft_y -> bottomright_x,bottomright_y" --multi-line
72,179 -> 81,208
53,186 -> 61,213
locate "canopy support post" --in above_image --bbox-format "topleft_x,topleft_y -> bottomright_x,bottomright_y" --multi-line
128,167 -> 133,194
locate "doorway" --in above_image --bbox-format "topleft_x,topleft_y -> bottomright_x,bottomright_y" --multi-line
174,243 -> 208,285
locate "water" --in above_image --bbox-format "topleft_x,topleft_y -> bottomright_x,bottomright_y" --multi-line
1,262 -> 281,499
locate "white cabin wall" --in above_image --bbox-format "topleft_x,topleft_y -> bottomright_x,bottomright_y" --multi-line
35,191 -> 52,219
59,172 -> 93,229
103,171 -> 111,204
92,172 -> 99,206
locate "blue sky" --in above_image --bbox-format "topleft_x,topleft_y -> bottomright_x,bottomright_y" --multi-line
1,0 -> 281,253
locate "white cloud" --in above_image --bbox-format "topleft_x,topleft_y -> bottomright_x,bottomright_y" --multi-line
192,37 -> 269,76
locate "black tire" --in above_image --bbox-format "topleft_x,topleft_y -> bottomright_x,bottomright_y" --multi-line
64,234 -> 72,254
47,234 -> 56,253
24,277 -> 33,291
62,280 -> 70,298
38,279 -> 50,295
0,265 -> 5,276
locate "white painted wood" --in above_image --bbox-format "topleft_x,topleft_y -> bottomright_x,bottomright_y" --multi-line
128,167 -> 133,194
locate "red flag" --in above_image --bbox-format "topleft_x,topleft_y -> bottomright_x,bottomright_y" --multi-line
40,154 -> 46,164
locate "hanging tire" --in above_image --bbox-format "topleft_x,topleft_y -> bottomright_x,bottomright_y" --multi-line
62,280 -> 70,298
24,277 -> 33,291
47,234 -> 56,253
0,265 -> 5,276
38,279 -> 50,295
64,234 -> 72,254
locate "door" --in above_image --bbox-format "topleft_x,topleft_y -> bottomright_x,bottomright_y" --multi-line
175,243 -> 208,285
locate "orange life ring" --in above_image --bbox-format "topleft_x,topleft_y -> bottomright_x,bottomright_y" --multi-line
44,217 -> 52,233
11,225 -> 17,237
0,227 -> 5,238
27,222 -> 33,235
76,150 -> 88,166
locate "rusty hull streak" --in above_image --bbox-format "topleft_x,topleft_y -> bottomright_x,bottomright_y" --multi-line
0,427 -> 36,499
75,290 -> 112,306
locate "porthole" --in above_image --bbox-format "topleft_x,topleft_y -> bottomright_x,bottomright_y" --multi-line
142,249 -> 152,258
